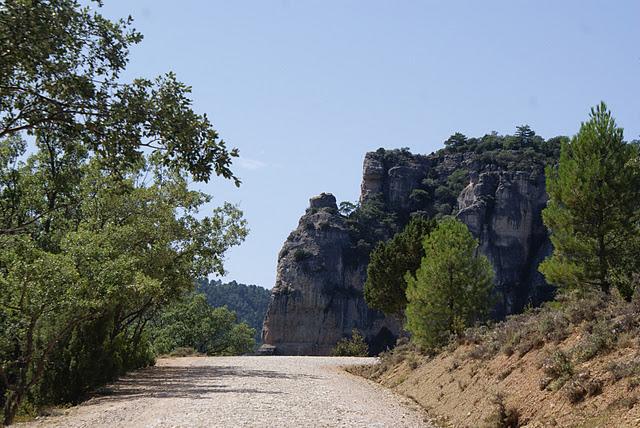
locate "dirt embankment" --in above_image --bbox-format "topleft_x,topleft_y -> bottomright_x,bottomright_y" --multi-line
351,294 -> 640,427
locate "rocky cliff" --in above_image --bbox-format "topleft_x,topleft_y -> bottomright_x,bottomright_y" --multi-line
457,171 -> 553,315
261,193 -> 399,355
263,140 -> 559,355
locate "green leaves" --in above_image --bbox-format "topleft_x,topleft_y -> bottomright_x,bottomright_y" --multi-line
0,1 -> 238,184
151,293 -> 256,356
540,102 -> 640,299
364,216 -> 435,316
0,1 -> 248,421
404,218 -> 494,350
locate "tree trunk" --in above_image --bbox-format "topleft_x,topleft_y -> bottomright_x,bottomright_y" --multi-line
3,387 -> 24,426
597,233 -> 610,294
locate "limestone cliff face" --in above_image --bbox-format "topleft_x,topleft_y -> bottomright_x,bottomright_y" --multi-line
457,171 -> 553,316
261,193 -> 399,355
262,149 -> 554,355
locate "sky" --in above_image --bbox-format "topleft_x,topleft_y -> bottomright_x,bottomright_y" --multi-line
100,1 -> 640,289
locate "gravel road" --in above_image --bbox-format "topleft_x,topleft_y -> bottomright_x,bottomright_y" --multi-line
21,356 -> 433,428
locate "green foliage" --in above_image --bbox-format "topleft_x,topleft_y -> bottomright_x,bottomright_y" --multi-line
541,350 -> 574,391
405,218 -> 494,350
331,329 -> 369,357
0,0 -> 239,185
364,216 -> 436,316
441,128 -> 561,173
338,201 -> 357,217
343,195 -> 398,263
196,279 -> 271,343
293,248 -> 313,262
151,293 -> 255,356
374,147 -> 414,167
540,102 -> 640,299
0,1 -> 247,423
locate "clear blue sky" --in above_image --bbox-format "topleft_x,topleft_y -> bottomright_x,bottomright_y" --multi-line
101,1 -> 640,289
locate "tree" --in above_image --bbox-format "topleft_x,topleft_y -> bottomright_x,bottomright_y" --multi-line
364,216 -> 435,316
515,125 -> 536,143
405,218 -> 494,350
445,132 -> 468,149
0,0 -> 238,187
151,293 -> 256,356
196,279 -> 271,343
331,329 -> 369,357
0,1 -> 247,423
539,102 -> 640,299
0,161 -> 248,422
338,201 -> 357,217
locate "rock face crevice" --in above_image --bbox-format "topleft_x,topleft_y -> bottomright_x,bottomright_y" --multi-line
263,150 -> 554,355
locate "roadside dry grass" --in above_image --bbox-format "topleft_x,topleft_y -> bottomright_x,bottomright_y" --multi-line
349,292 -> 640,427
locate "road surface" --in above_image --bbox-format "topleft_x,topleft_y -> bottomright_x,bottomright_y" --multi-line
21,356 -> 433,428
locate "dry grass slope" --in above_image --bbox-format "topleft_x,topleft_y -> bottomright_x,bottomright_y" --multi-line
349,293 -> 640,427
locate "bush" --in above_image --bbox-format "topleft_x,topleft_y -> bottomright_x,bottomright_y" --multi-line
563,372 -> 602,404
482,393 -> 520,428
541,350 -> 574,391
573,319 -> 616,363
293,248 -> 313,262
331,329 -> 369,357
608,359 -> 640,382
169,347 -> 200,357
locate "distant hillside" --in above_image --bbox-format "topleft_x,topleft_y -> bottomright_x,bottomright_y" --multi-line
197,279 -> 271,342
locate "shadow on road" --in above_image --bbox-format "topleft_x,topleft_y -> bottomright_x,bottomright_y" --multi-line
85,364 -> 316,404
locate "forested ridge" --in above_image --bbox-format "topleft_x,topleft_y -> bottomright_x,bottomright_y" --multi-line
197,279 -> 271,343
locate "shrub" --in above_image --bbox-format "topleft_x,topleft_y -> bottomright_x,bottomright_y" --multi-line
541,350 -> 574,391
573,319 -> 616,363
169,347 -> 200,357
482,393 -> 520,428
563,372 -> 602,404
331,329 -> 369,357
608,359 -> 640,382
293,248 -> 313,262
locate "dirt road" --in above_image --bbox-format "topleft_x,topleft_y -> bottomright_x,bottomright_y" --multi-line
21,356 -> 433,427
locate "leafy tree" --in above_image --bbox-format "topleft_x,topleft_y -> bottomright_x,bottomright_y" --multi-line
151,293 -> 255,356
331,329 -> 369,357
197,280 -> 271,342
364,216 -> 435,316
405,218 -> 494,350
0,0 -> 238,186
540,102 -> 640,299
0,1 -> 247,423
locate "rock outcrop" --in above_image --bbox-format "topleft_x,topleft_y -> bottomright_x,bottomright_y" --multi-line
457,171 -> 553,316
261,193 -> 399,355
263,148 -> 555,355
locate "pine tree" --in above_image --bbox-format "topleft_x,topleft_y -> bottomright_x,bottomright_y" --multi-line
539,102 -> 640,299
405,218 -> 494,349
364,216 -> 435,316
